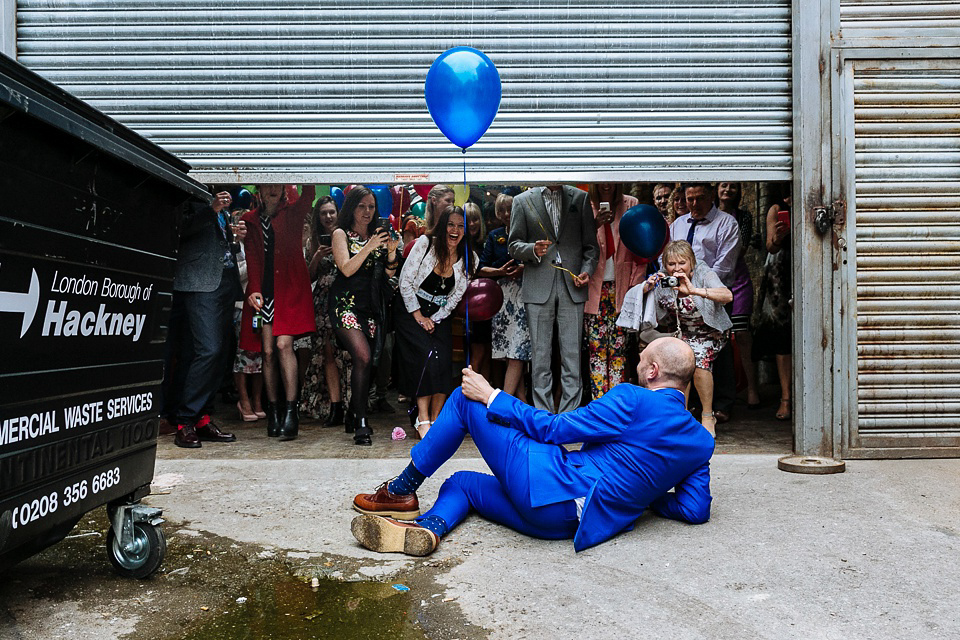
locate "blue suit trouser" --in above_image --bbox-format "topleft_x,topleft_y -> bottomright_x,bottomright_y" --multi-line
411,389 -> 579,540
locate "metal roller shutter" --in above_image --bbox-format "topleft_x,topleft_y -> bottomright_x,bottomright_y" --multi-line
15,0 -> 792,184
853,61 -> 960,439
840,2 -> 960,40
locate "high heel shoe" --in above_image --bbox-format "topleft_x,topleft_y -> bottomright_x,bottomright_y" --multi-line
265,402 -> 280,438
237,402 -> 258,422
324,401 -> 345,428
254,409 -> 267,419
279,401 -> 299,441
414,420 -> 431,440
354,417 -> 372,446
700,411 -> 717,436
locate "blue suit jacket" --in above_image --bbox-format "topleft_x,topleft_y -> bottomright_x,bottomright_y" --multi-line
486,384 -> 715,552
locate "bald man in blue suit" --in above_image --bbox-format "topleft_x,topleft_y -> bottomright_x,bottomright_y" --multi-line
351,337 -> 715,556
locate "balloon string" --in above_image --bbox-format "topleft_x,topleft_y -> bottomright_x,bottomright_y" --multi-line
462,148 -> 471,368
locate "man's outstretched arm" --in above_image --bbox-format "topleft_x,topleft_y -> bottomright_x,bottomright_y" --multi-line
461,367 -> 632,445
649,463 -> 712,525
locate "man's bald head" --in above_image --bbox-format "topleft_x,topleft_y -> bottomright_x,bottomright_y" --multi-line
637,337 -> 696,390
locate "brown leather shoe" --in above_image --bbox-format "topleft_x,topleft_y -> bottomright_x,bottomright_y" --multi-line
196,420 -> 237,443
353,483 -> 420,520
158,417 -> 177,436
174,424 -> 201,448
714,410 -> 731,424
351,514 -> 438,556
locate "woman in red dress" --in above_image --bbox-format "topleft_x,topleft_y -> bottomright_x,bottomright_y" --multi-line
240,184 -> 316,440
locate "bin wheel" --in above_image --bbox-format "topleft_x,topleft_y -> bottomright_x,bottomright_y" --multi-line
106,522 -> 166,579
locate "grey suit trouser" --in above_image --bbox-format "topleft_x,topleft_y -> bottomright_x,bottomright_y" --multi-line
525,269 -> 584,414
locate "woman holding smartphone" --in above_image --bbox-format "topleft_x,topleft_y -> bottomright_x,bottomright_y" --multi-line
301,196 -> 351,426
241,184 -> 317,441
583,183 -> 645,399
328,187 -> 399,445
754,186 -> 793,421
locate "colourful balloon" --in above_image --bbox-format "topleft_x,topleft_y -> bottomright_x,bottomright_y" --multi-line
368,184 -> 393,218
391,185 -> 411,219
449,184 -> 469,207
330,187 -> 345,210
456,278 -> 504,322
424,47 -> 502,150
620,204 -> 668,259
413,184 -> 434,199
402,239 -> 418,259
411,201 -> 427,219
312,184 -> 331,206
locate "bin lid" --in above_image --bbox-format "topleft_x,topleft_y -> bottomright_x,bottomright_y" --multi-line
0,53 -> 209,201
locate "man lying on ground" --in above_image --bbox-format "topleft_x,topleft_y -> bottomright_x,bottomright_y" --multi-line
350,336 -> 715,556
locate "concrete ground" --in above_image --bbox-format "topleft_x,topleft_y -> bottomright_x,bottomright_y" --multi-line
4,398 -> 959,639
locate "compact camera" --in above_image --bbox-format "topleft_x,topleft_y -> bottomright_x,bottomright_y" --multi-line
659,275 -> 679,288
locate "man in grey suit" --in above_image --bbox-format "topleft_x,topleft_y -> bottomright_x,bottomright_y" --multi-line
508,185 -> 599,413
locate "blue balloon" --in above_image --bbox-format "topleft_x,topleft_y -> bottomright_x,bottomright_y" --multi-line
620,204 -> 668,259
330,187 -> 345,210
424,47 -> 501,150
367,184 -> 394,220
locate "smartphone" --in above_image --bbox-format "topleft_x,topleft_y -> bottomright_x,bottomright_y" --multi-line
599,201 -> 611,213
377,218 -> 397,240
319,233 -> 332,247
777,210 -> 790,229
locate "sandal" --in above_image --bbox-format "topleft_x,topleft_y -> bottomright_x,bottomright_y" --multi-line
414,420 -> 431,440
700,411 -> 717,436
776,398 -> 792,421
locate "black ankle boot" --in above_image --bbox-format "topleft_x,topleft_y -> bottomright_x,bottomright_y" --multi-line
266,402 -> 280,437
324,401 -> 344,428
344,408 -> 356,434
279,401 -> 299,441
354,417 -> 372,446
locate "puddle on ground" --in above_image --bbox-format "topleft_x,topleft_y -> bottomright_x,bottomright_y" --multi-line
176,571 -> 428,640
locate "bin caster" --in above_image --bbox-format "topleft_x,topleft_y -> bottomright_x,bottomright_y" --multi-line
106,503 -> 166,579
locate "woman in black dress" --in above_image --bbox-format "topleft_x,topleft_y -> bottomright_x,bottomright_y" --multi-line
395,205 -> 474,438
328,187 -> 399,445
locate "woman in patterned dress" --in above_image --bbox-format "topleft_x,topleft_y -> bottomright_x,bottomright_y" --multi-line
478,194 -> 530,402
327,187 -> 399,445
241,184 -> 316,441
300,196 -> 351,425
583,183 -> 645,399
642,240 -> 732,434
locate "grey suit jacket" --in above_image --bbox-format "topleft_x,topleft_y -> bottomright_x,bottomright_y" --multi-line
507,186 -> 599,304
173,200 -> 232,293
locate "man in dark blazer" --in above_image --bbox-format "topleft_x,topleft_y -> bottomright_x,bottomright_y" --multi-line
507,185 -> 599,413
162,189 -> 243,448
350,337 -> 715,556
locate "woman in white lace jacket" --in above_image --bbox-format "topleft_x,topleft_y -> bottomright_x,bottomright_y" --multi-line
641,240 -> 732,433
395,205 -> 476,437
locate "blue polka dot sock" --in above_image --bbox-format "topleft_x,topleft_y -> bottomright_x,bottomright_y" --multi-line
415,514 -> 448,538
387,462 -> 427,496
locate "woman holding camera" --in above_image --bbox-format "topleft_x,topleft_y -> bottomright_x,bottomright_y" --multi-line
642,240 -> 732,433
300,196 -> 351,426
241,184 -> 317,441
395,205 -> 474,438
328,187 -> 399,445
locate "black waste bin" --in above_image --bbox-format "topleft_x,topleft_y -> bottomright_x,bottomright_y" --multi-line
0,54 -> 208,577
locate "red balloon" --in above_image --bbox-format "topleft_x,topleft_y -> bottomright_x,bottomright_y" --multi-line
391,185 -> 411,219
455,278 -> 504,322
402,239 -> 418,259
344,184 -> 358,195
413,184 -> 434,199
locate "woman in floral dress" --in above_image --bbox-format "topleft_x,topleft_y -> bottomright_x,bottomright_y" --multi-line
642,240 -> 732,434
300,196 -> 351,424
478,193 -> 530,402
328,187 -> 399,445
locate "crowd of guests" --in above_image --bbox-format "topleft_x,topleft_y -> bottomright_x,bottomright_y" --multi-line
160,181 -> 793,448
